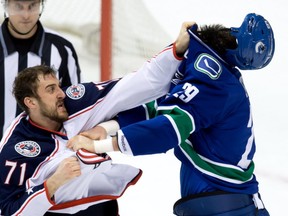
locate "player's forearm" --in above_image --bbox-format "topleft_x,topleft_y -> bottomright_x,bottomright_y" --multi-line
112,136 -> 120,151
144,44 -> 182,92
46,176 -> 62,198
93,136 -> 119,153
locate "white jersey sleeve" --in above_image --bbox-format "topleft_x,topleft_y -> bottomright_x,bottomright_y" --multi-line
98,45 -> 181,116
64,44 -> 182,136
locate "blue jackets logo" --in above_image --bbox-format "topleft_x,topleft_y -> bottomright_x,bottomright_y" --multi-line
66,84 -> 85,100
194,54 -> 222,80
15,141 -> 41,157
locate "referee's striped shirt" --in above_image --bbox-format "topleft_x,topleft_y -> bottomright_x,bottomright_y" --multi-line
0,19 -> 82,139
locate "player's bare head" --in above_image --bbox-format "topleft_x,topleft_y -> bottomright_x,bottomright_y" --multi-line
13,65 -> 57,113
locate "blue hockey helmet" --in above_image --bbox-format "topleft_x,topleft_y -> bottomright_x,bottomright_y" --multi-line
225,13 -> 275,70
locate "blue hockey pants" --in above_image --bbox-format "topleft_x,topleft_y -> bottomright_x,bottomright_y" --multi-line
173,191 -> 269,216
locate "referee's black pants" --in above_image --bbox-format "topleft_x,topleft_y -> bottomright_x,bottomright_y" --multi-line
44,200 -> 119,216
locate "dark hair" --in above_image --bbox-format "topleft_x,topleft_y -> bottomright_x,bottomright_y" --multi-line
12,65 -> 56,113
196,24 -> 237,58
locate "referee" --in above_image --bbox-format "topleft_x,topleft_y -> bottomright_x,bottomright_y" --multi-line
0,0 -> 82,138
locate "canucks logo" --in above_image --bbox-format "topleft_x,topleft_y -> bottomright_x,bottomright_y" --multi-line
66,84 -> 85,100
15,141 -> 41,157
194,54 -> 222,80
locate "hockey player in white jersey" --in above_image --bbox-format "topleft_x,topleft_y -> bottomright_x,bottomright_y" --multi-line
0,22 -> 194,216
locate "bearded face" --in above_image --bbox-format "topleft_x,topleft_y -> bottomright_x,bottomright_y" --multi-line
37,96 -> 68,123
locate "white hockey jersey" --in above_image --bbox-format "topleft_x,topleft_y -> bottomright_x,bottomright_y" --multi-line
0,45 -> 181,216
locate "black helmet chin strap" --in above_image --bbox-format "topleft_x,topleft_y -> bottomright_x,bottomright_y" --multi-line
8,19 -> 38,36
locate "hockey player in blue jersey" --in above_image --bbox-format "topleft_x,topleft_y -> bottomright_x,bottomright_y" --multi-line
0,21 -> 194,216
68,13 -> 275,216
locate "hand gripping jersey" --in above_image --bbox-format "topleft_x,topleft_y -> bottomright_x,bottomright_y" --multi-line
0,45 -> 181,216
117,32 -> 259,197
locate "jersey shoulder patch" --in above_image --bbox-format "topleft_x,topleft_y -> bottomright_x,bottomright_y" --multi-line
15,141 -> 41,157
194,53 -> 222,80
66,84 -> 86,100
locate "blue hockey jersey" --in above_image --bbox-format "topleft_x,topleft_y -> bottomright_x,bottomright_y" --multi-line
117,32 -> 259,196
